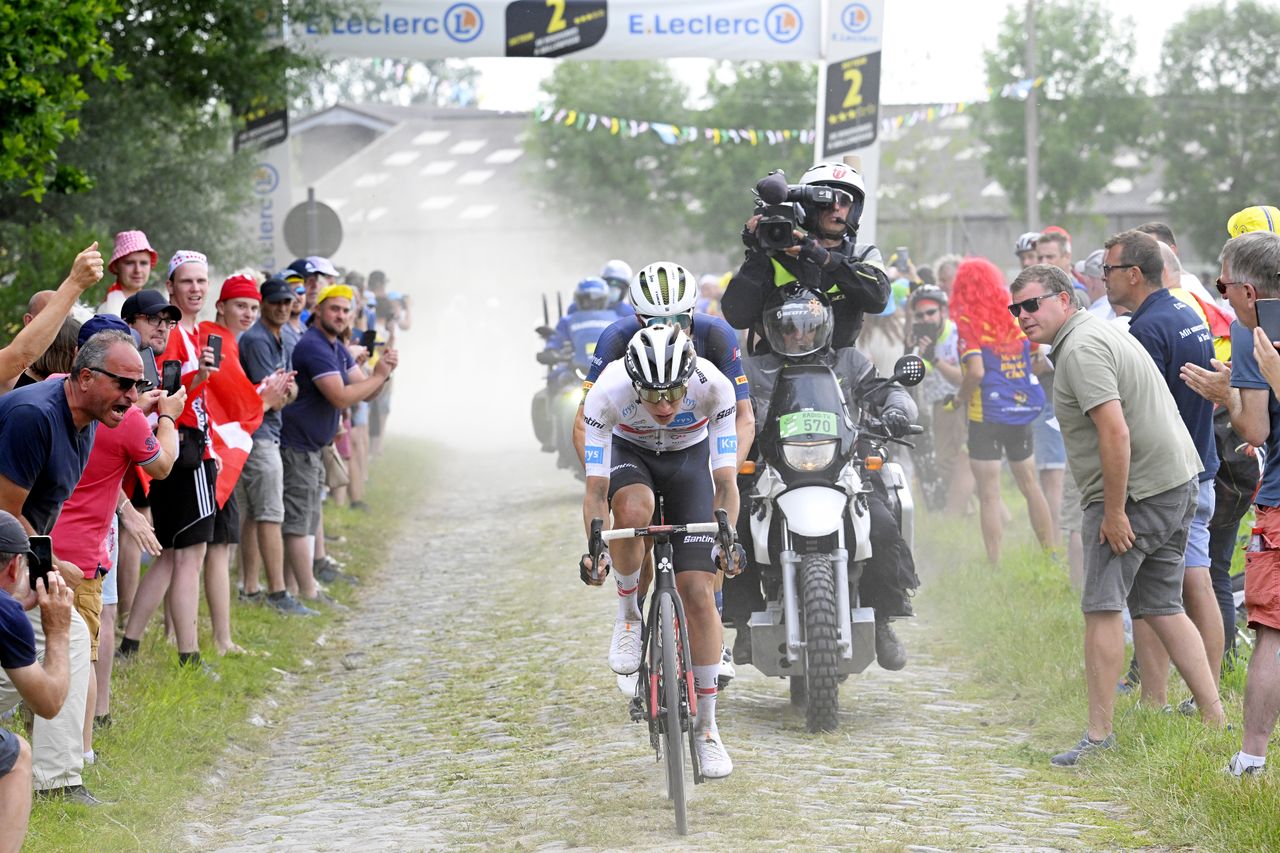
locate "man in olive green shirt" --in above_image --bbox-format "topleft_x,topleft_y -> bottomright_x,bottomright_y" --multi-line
1009,263 -> 1225,767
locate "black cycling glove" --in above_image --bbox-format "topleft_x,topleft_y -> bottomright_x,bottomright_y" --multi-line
882,409 -> 912,438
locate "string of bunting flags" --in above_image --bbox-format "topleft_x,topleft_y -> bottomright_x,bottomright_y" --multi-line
534,77 -> 1045,147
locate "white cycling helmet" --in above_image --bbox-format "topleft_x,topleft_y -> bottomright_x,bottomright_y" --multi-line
1015,231 -> 1041,255
601,259 -> 632,284
630,261 -> 698,318
624,324 -> 697,390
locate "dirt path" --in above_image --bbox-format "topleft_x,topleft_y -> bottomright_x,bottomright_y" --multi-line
187,450 -> 1125,851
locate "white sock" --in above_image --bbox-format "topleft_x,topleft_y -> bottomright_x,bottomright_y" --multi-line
1235,750 -> 1266,769
615,571 -> 640,620
693,664 -> 719,732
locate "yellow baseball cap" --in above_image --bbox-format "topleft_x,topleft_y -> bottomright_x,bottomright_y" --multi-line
316,284 -> 354,305
1228,205 -> 1279,238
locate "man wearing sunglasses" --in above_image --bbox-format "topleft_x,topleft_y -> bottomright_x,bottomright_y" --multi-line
722,162 -> 890,354
0,327 -> 164,802
579,324 -> 743,778
1009,263 -> 1224,767
1180,230 -> 1280,778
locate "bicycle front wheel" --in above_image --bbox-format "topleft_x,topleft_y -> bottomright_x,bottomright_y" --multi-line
660,594 -> 688,835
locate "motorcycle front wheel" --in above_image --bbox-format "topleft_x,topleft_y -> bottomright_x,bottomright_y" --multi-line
801,554 -> 840,732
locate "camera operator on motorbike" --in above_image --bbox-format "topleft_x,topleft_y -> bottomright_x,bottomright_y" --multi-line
726,285 -> 920,671
533,278 -> 616,461
578,325 -> 745,778
721,163 -> 891,354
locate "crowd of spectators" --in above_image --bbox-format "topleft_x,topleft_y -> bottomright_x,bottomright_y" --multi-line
0,231 -> 406,835
899,208 -> 1280,772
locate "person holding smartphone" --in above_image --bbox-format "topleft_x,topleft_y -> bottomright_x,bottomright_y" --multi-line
0,510 -> 77,829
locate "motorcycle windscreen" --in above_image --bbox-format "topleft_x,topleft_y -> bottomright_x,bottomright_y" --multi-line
776,486 -> 848,537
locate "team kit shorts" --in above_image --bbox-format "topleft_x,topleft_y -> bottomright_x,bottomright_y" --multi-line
606,436 -> 716,574
967,420 -> 1034,463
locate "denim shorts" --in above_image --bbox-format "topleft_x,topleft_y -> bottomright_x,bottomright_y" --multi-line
1032,403 -> 1067,470
1081,480 -> 1196,617
0,727 -> 21,776
1184,478 -> 1216,568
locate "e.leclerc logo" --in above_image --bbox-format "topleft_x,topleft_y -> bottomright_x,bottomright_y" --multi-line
445,3 -> 482,43
765,4 -> 804,44
627,4 -> 804,44
841,3 -> 872,35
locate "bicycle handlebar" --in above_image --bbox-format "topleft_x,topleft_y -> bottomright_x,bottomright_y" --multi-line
601,520 -> 721,542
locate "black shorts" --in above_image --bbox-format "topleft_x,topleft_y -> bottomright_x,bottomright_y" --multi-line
129,476 -> 150,510
149,458 -> 218,549
211,490 -> 241,545
607,436 -> 716,574
967,420 -> 1034,463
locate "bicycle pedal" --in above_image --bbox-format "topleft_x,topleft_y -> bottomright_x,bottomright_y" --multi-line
628,696 -> 644,722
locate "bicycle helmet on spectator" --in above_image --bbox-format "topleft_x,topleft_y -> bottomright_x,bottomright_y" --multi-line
573,276 -> 610,311
630,261 -> 698,318
799,163 -> 867,238
762,284 -> 833,358
624,324 -> 697,390
1014,231 -> 1040,257
907,284 -> 949,312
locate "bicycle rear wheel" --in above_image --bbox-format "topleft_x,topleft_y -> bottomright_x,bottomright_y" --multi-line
660,594 -> 688,835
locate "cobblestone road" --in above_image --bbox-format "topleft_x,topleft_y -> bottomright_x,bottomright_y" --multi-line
187,450 -> 1128,851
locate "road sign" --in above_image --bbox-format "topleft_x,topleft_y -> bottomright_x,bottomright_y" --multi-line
283,190 -> 343,258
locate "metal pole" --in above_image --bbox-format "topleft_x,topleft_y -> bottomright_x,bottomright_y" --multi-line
306,186 -> 319,256
1024,0 -> 1040,230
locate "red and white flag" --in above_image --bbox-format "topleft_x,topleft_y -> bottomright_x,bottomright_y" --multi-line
198,322 -> 265,507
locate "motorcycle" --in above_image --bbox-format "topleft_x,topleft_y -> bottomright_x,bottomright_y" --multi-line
531,293 -> 614,477
744,352 -> 925,732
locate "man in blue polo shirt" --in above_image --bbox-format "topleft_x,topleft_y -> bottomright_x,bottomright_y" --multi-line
1105,229 -> 1222,710
280,284 -> 398,606
236,277 -> 312,616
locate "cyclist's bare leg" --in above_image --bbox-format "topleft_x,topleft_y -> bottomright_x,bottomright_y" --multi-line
609,484 -> 654,619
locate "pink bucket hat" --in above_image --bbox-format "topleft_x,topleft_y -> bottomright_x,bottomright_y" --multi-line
108,230 -> 159,274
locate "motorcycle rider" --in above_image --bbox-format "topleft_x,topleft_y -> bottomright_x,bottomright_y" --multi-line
727,285 -> 920,670
578,325 -> 743,778
721,162 -> 890,353
533,278 -> 616,461
600,259 -> 637,318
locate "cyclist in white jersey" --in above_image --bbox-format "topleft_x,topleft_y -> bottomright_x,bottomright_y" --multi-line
580,324 -> 743,778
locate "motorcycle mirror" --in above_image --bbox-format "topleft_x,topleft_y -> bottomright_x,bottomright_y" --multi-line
535,325 -> 556,340
891,354 -> 927,387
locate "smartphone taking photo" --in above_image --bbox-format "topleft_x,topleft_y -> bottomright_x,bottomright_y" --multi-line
207,334 -> 223,369
1257,299 -> 1280,346
28,535 -> 54,591
162,360 -> 182,395
360,329 -> 379,351
139,347 -> 159,392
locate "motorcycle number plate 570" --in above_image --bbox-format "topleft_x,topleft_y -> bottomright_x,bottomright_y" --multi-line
778,410 -> 838,438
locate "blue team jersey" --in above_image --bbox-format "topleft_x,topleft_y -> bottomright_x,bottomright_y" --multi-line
546,309 -> 617,371
584,314 -> 749,401
961,339 -> 1044,426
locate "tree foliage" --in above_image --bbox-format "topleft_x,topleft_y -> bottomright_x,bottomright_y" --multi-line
974,0 -> 1149,224
0,0 -> 354,325
1156,0 -> 1280,259
0,0 -> 123,201
525,60 -> 815,268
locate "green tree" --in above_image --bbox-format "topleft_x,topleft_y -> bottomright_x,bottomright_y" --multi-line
525,60 -> 815,265
1156,0 -> 1280,259
0,0 -> 123,201
0,0 -> 354,324
975,0 -> 1149,224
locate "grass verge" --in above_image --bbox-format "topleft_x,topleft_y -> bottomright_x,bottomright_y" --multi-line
916,499 -> 1279,850
19,437 -> 431,852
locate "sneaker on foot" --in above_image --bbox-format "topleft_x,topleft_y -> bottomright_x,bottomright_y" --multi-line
718,643 -> 736,690
1228,752 -> 1266,778
608,619 -> 642,674
874,617 -> 907,671
238,588 -> 264,604
695,729 -> 733,779
1177,697 -> 1197,717
37,784 -> 109,806
304,589 -> 349,611
1050,731 -> 1115,767
314,556 -> 360,585
267,592 -> 319,616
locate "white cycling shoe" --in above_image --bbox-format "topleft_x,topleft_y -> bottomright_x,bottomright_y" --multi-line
695,729 -> 733,779
609,619 -> 642,675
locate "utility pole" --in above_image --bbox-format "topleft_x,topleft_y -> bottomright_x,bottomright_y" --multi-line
1024,0 -> 1040,231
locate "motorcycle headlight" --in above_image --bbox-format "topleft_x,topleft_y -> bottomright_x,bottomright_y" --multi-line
781,440 -> 837,472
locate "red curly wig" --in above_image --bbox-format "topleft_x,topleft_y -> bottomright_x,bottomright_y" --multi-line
950,257 -> 1027,356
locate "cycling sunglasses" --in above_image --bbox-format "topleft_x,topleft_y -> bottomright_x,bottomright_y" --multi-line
634,384 -> 688,405
641,313 -> 692,331
1007,293 -> 1059,318
87,366 -> 149,393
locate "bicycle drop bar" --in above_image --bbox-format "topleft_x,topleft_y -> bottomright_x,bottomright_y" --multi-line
601,521 -> 721,542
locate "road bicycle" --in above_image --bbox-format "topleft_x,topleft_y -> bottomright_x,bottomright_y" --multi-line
587,505 -> 735,836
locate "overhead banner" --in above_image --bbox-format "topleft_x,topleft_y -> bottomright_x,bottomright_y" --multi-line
295,0 -> 822,60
